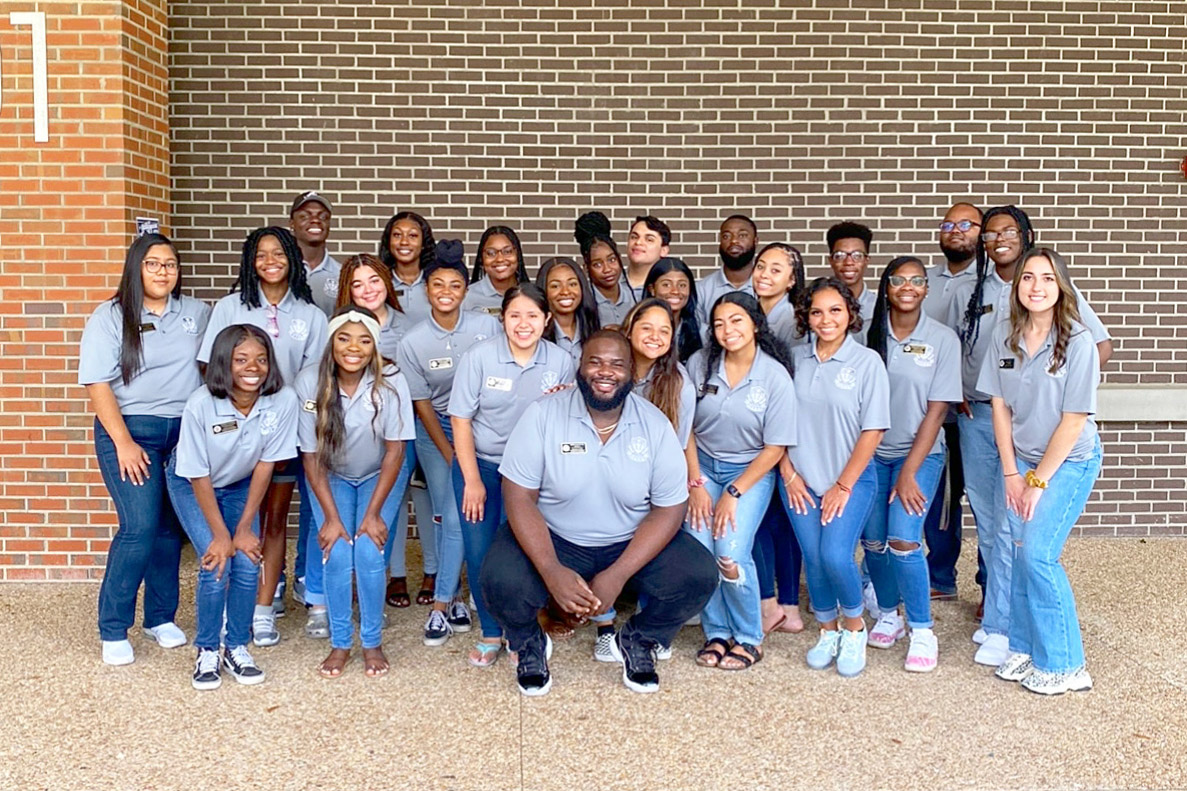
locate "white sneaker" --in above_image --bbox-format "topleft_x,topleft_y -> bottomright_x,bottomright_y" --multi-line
252,611 -> 280,647
101,639 -> 134,666
862,582 -> 880,617
806,629 -> 842,670
972,627 -> 988,645
867,611 -> 905,649
143,622 -> 187,649
974,633 -> 1009,666
593,630 -> 617,663
655,643 -> 672,661
995,652 -> 1034,682
837,627 -> 868,677
1021,666 -> 1093,695
684,613 -> 701,627
904,629 -> 938,673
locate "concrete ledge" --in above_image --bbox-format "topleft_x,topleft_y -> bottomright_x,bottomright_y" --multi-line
1098,386 -> 1187,422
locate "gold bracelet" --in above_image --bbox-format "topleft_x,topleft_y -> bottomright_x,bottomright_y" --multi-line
1025,470 -> 1048,490
783,470 -> 798,488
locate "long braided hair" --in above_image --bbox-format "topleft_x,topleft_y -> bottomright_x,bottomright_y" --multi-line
959,205 -> 1034,351
230,227 -> 313,308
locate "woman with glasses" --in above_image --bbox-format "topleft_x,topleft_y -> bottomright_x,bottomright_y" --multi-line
81,234 -> 211,666
861,257 -> 962,672
463,226 -> 531,317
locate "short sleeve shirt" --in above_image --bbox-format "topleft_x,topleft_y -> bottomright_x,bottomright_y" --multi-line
976,320 -> 1100,465
392,272 -> 431,327
874,313 -> 963,459
293,367 -> 416,481
551,324 -> 584,368
447,336 -> 576,463
595,281 -> 636,328
174,386 -> 299,488
694,271 -> 755,331
78,295 -> 210,417
198,290 -> 329,387
790,334 -> 891,495
852,287 -> 877,343
304,254 -> 342,316
498,389 -> 688,547
398,311 -> 501,413
636,361 -> 696,448
687,347 -> 798,464
376,306 -> 412,365
923,261 -> 976,327
461,278 -> 508,318
765,298 -> 807,354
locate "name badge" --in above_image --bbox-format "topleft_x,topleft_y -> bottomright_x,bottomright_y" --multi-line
485,376 -> 513,392
484,307 -> 501,317
903,344 -> 927,355
999,358 -> 1015,370
212,420 -> 239,435
560,442 -> 587,455
393,289 -> 405,297
139,322 -> 156,333
979,304 -> 994,315
303,400 -> 317,413
428,357 -> 453,371
699,384 -> 719,397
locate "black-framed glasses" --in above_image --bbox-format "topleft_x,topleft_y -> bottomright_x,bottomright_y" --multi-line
143,259 -> 179,273
483,246 -> 517,260
981,228 -> 1020,242
830,250 -> 868,263
888,275 -> 927,287
940,220 -> 980,233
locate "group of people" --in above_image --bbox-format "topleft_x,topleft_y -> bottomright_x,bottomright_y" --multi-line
80,191 -> 1107,697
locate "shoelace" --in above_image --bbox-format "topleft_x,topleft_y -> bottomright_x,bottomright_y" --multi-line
427,610 -> 449,631
518,637 -> 547,676
229,645 -> 257,668
839,630 -> 863,660
197,650 -> 220,674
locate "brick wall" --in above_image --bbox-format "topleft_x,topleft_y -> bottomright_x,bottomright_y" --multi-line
3,1 -> 1185,580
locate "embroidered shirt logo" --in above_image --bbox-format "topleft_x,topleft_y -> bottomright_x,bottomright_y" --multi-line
540,371 -> 560,392
288,319 -> 309,341
913,345 -> 936,368
834,367 -> 857,391
627,436 -> 650,463
744,385 -> 768,413
259,410 -> 279,436
324,279 -> 339,296
181,316 -> 199,335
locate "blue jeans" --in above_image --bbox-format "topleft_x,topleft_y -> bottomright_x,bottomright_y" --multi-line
862,453 -> 945,629
308,471 -> 406,649
960,401 -> 1011,636
922,421 -> 963,594
417,413 -> 464,604
388,439 -> 438,579
165,457 -> 259,651
781,462 -> 877,623
1008,442 -> 1101,673
95,416 -> 184,641
753,488 -> 802,605
685,452 -> 774,647
294,465 -> 313,584
452,455 -> 506,638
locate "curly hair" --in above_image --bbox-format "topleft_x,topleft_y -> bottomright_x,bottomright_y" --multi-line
795,276 -> 865,340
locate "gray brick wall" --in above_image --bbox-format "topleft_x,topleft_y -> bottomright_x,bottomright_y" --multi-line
167,0 -> 1187,536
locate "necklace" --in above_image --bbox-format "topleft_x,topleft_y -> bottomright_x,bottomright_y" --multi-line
595,421 -> 619,434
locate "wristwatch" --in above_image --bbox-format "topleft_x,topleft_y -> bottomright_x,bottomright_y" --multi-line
726,483 -> 743,498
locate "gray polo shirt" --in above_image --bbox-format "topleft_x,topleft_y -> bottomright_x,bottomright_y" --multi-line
498,388 -> 688,547
636,361 -> 696,448
293,367 -> 416,482
790,334 -> 891,495
79,295 -> 211,418
376,305 -> 412,364
447,336 -> 576,462
874,313 -> 963,460
924,260 -> 976,326
595,280 -> 636,327
398,310 -> 501,414
976,320 -> 1100,465
304,253 -> 341,316
392,271 -> 430,327
552,323 -> 583,367
765,297 -> 807,353
948,270 -> 1110,402
687,347 -> 797,464
198,289 -> 329,387
461,277 -> 507,318
694,270 -> 755,331
852,286 -> 876,343
174,385 -> 299,488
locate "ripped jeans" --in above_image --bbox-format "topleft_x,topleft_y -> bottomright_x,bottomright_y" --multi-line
684,452 -> 775,647
862,452 -> 945,629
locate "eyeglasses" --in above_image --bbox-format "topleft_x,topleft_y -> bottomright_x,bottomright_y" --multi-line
831,250 -> 868,264
939,220 -> 980,233
981,228 -> 1020,242
143,259 -> 179,273
888,275 -> 927,287
483,246 -> 517,260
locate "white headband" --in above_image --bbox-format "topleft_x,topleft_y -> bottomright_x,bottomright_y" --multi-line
327,310 -> 382,348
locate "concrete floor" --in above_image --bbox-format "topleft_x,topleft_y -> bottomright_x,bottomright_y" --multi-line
0,537 -> 1184,791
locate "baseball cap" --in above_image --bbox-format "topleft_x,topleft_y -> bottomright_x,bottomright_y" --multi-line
290,191 -> 332,216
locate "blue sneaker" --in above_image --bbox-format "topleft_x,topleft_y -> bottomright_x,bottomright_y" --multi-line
836,627 -> 868,677
806,629 -> 841,670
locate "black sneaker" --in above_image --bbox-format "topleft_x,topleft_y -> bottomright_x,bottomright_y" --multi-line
192,648 -> 222,691
609,631 -> 659,694
423,609 -> 453,647
222,645 -> 266,685
447,600 -> 472,633
515,632 -> 553,697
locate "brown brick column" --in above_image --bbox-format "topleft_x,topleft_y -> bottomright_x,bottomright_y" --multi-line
0,0 -> 168,579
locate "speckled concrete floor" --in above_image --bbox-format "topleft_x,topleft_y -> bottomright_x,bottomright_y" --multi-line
0,538 -> 1184,791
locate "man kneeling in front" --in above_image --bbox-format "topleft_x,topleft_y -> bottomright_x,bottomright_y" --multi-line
480,330 -> 718,695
